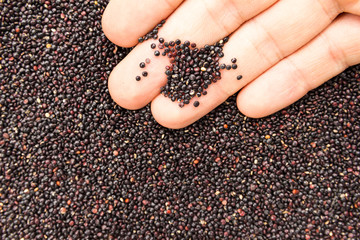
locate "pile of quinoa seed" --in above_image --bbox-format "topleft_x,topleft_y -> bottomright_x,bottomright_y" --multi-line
1,0 -> 359,239
136,21 -> 242,108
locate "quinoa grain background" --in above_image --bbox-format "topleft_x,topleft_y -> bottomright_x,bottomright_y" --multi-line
0,0 -> 359,239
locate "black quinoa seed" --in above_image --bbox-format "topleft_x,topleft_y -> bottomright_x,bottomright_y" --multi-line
142,71 -> 148,77
139,62 -> 145,68
1,4 -> 359,240
136,76 -> 141,81
237,75 -> 243,80
193,101 -> 200,107
232,64 -> 237,69
159,37 -> 164,43
231,58 -> 237,63
151,43 -> 156,49
154,50 -> 160,56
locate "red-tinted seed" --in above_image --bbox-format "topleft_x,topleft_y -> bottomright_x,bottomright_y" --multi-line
292,189 -> 299,195
60,207 -> 67,214
145,58 -> 150,64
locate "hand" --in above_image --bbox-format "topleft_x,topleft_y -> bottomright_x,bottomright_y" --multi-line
102,0 -> 360,129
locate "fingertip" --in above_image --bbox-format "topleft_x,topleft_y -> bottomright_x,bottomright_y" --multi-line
108,65 -> 147,110
151,96 -> 192,129
102,0 -> 184,48
108,40 -> 171,110
101,7 -> 138,48
236,90 -> 269,119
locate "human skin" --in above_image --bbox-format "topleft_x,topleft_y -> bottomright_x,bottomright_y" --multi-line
102,0 -> 360,129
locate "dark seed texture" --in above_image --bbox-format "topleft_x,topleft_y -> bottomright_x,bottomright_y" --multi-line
1,1 -> 359,240
153,35 -> 239,107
